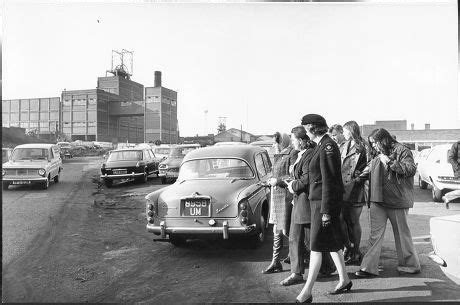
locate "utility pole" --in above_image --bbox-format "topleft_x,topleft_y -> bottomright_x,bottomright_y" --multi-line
204,109 -> 208,135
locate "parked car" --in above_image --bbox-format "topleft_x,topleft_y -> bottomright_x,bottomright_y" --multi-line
158,144 -> 201,184
415,148 -> 430,166
151,144 -> 172,161
2,148 -> 13,164
214,141 -> 247,146
2,143 -> 63,190
100,148 -> 159,187
417,144 -> 460,202
250,140 -> 276,164
145,145 -> 272,246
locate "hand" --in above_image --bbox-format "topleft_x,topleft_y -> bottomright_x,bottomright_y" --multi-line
378,154 -> 390,165
268,177 -> 278,187
287,181 -> 294,194
322,214 -> 331,228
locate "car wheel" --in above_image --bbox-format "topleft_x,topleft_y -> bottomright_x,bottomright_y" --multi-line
169,234 -> 187,247
432,187 -> 444,202
142,171 -> 148,183
161,177 -> 167,184
54,171 -> 60,183
105,178 -> 113,188
42,176 -> 50,190
419,176 -> 428,189
2,182 -> 9,190
249,211 -> 266,247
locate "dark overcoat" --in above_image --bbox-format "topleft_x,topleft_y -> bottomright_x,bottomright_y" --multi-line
290,145 -> 316,224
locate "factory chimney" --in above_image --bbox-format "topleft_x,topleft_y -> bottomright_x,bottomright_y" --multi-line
154,71 -> 162,87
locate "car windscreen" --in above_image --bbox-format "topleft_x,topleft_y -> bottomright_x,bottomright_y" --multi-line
168,147 -> 196,158
107,150 -> 142,162
178,158 -> 254,180
12,148 -> 49,161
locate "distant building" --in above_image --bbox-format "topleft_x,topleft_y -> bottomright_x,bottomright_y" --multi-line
2,70 -> 179,144
362,120 -> 460,150
215,128 -> 257,143
180,134 -> 215,146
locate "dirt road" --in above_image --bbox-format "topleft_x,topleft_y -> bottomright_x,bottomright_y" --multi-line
2,156 -> 460,302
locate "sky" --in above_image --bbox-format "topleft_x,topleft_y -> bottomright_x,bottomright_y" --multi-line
2,0 -> 459,137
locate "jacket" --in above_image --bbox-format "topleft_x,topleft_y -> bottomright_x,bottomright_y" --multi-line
340,140 -> 367,203
291,145 -> 316,224
308,134 -> 344,214
448,141 -> 460,177
356,142 -> 416,209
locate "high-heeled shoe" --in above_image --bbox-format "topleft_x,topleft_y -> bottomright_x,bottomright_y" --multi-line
330,281 -> 353,295
295,295 -> 313,303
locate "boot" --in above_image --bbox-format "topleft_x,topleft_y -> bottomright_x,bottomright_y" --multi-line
262,230 -> 283,274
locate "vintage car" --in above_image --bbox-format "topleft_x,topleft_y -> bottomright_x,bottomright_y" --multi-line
158,144 -> 201,184
100,148 -> 159,187
417,144 -> 460,202
57,142 -> 74,159
2,143 -> 63,190
250,140 -> 276,164
214,141 -> 247,146
2,148 -> 13,164
151,144 -> 172,161
145,145 -> 273,246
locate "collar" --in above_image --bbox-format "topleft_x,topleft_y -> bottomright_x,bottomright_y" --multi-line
313,134 -> 326,145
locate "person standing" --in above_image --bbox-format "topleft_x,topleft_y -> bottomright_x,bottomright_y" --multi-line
355,128 -> 421,278
448,141 -> 460,178
279,126 -> 315,285
262,132 -> 298,274
295,114 -> 351,303
329,124 -> 346,147
340,121 -> 368,265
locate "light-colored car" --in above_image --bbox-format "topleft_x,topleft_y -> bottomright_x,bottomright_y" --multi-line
214,141 -> 247,146
250,140 -> 276,164
417,144 -> 460,202
150,144 -> 172,161
158,144 -> 201,184
2,143 -> 63,190
145,145 -> 272,247
2,148 -> 13,164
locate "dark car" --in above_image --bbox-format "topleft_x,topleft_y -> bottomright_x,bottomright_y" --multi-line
145,145 -> 272,247
100,148 -> 159,187
158,144 -> 201,184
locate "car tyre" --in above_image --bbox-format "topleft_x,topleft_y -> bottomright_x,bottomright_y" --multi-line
42,176 -> 50,190
105,178 -> 113,188
419,176 -> 428,189
2,182 -> 9,190
142,171 -> 148,183
432,187 -> 444,202
249,212 -> 266,248
161,177 -> 167,184
54,171 -> 60,183
169,234 -> 187,247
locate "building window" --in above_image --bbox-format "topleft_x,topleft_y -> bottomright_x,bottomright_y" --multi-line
63,111 -> 71,121
20,112 -> 29,121
50,99 -> 60,110
73,111 -> 86,121
10,100 -> 20,112
40,99 -> 49,111
30,99 -> 39,111
40,112 -> 49,120
50,112 -> 59,120
30,112 -> 39,120
10,113 -> 19,121
2,100 -> 10,112
20,100 -> 29,111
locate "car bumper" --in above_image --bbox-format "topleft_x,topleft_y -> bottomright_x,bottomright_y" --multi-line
434,177 -> 460,191
146,222 -> 256,239
2,177 -> 48,183
100,173 -> 145,179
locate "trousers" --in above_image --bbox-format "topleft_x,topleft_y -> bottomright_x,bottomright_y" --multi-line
360,202 -> 421,275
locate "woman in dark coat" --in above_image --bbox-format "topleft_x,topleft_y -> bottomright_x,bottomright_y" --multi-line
340,120 -> 368,265
262,132 -> 298,274
295,114 -> 351,303
279,126 -> 315,286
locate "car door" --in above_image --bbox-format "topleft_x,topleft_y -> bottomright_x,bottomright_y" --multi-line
255,152 -> 271,203
48,148 -> 57,178
418,148 -> 432,182
150,149 -> 159,173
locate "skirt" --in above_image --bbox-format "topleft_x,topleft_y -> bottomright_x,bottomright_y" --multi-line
309,200 -> 343,252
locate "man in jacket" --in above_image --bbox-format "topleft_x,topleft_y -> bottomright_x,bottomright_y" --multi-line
448,141 -> 460,178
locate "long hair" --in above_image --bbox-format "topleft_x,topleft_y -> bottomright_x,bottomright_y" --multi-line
343,120 -> 365,148
291,125 -> 314,149
370,128 -> 397,156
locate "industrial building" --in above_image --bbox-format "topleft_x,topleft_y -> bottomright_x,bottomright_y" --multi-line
2,68 -> 178,144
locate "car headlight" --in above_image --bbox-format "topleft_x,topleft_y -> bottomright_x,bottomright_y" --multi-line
2,169 -> 5,176
38,168 -> 46,176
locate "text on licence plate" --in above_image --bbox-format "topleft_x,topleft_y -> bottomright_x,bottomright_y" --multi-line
113,169 -> 127,174
13,181 -> 31,185
181,199 -> 210,217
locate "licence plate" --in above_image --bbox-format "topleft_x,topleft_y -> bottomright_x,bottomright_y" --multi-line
12,181 -> 31,185
113,169 -> 127,175
181,199 -> 211,217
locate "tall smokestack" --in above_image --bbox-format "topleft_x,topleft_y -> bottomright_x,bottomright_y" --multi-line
154,71 -> 162,87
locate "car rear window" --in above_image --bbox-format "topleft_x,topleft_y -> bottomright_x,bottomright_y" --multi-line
178,158 -> 254,180
107,150 -> 142,161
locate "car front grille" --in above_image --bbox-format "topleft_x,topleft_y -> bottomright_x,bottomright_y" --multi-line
4,169 -> 39,176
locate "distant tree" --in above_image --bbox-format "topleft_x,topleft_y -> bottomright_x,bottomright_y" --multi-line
217,123 -> 226,133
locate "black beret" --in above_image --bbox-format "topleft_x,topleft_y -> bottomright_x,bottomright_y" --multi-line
301,114 -> 327,126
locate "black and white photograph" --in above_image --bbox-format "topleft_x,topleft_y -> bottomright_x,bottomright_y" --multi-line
2,0 -> 460,303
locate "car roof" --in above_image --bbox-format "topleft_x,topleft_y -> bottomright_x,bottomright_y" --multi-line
111,148 -> 146,152
14,143 -> 56,149
183,145 -> 267,162
250,140 -> 273,146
